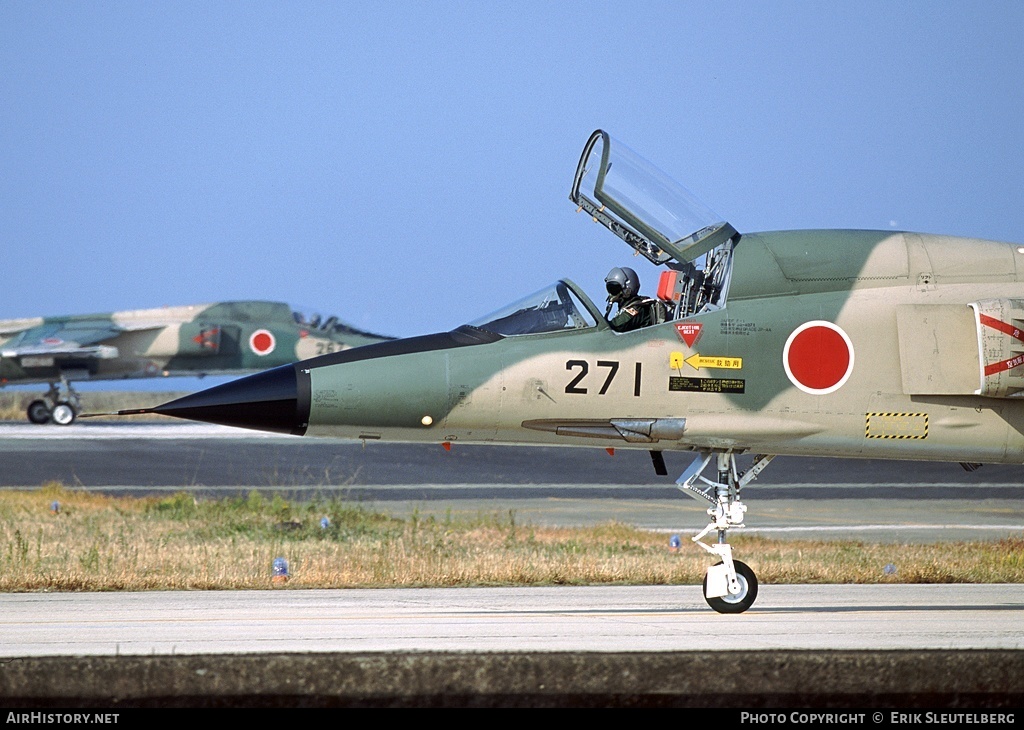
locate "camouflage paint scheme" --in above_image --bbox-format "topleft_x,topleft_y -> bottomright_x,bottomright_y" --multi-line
0,300 -> 391,424
303,228 -> 1024,466
125,131 -> 1024,612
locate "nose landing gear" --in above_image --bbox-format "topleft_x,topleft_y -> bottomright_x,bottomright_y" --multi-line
676,450 -> 774,613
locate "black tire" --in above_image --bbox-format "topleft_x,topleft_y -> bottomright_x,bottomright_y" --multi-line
27,400 -> 51,425
703,560 -> 758,614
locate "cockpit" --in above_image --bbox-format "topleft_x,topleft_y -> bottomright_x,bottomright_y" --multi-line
467,280 -> 599,336
292,307 -> 392,340
571,129 -> 738,322
467,130 -> 740,338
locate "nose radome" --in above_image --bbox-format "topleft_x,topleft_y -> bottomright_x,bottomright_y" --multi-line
125,328 -> 502,435
151,364 -> 308,435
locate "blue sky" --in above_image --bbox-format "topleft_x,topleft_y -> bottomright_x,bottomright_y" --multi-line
2,2 -> 1023,388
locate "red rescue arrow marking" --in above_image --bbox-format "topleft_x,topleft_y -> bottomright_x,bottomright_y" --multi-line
979,314 -> 1024,344
985,353 -> 1024,377
979,314 -> 1024,376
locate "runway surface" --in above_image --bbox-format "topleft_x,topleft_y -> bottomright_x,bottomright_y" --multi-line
4,421 -> 1024,489
2,584 -> 1021,656
2,421 -> 1022,542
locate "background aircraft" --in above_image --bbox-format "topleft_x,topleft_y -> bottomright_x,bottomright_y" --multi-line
1,300 -> 392,425
110,130 -> 1024,613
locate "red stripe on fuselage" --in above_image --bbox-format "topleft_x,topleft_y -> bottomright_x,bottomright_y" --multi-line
979,313 -> 1024,343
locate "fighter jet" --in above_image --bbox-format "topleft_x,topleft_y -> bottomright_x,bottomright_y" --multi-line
1,300 -> 392,425
107,130 -> 1024,613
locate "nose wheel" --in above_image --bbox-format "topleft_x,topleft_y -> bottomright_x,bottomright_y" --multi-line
676,451 -> 774,614
703,559 -> 758,614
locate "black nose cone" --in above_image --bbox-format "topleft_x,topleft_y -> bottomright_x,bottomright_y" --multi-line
152,364 -> 309,435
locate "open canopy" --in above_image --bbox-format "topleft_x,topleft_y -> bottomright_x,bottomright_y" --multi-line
465,132 -> 743,339
570,129 -> 737,266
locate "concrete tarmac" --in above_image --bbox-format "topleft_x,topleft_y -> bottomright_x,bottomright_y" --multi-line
0,585 -> 1022,707
3,585 -> 1022,656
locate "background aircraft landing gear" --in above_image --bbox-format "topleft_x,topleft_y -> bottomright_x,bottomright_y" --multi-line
26,379 -> 81,426
676,450 -> 774,614
51,402 -> 77,426
27,400 -> 51,424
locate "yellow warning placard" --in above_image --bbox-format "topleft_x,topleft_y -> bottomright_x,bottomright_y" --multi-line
685,353 -> 743,371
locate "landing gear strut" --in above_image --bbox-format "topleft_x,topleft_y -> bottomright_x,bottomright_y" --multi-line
676,450 -> 774,613
25,377 -> 81,426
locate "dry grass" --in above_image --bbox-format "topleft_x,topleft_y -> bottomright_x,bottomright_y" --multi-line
1,483 -> 1022,592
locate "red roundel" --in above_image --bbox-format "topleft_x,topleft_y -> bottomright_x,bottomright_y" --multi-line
783,321 -> 854,395
249,329 -> 276,356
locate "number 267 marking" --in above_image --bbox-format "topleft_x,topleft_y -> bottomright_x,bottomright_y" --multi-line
565,360 -> 642,396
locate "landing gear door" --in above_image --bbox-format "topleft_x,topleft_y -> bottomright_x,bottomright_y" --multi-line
570,129 -> 737,266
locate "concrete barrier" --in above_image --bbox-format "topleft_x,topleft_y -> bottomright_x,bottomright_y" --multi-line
0,650 -> 1022,708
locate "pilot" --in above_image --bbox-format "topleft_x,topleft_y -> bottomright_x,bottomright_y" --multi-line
604,267 -> 659,332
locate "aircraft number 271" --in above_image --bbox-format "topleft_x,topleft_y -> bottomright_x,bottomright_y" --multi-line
565,360 -> 641,396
